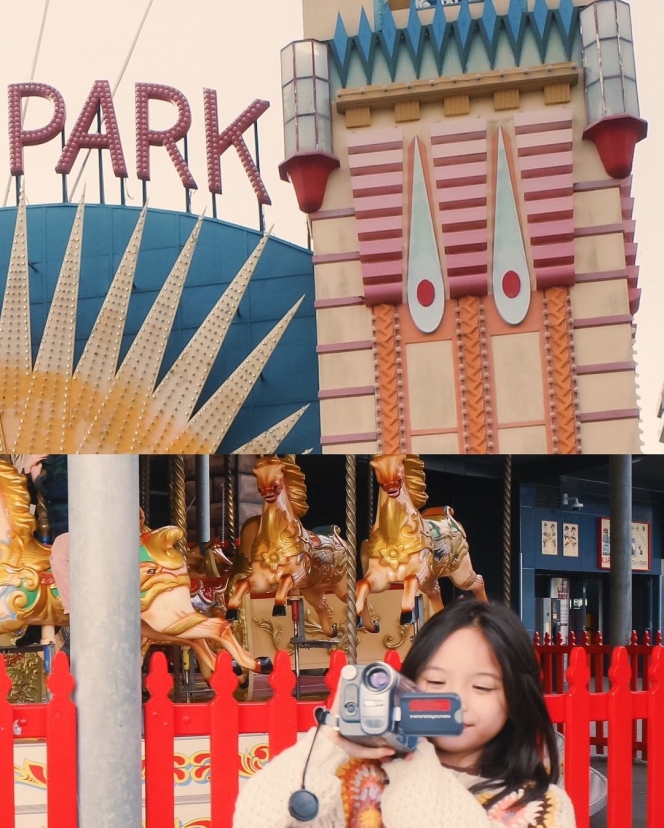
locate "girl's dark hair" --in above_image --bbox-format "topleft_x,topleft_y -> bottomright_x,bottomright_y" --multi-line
401,599 -> 558,809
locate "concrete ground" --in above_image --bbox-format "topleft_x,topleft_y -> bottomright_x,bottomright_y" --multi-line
589,759 -> 647,828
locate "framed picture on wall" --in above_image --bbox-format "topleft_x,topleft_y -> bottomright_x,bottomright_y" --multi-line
598,518 -> 650,571
541,520 -> 558,556
562,523 -> 579,557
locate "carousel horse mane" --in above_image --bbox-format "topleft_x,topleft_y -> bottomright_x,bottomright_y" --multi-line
139,525 -> 190,612
402,455 -> 428,511
254,455 -> 308,518
0,459 -> 49,568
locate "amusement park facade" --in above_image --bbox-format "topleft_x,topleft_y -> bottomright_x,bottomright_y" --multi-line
0,0 -> 653,667
0,1 -> 657,826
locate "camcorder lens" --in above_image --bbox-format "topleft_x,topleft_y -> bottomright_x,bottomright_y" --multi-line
365,665 -> 391,691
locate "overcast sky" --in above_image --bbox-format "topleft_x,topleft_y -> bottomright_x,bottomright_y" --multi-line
0,0 -> 660,452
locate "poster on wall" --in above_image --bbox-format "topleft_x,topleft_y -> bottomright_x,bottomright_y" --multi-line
562,523 -> 579,557
541,520 -> 558,555
598,518 -> 650,570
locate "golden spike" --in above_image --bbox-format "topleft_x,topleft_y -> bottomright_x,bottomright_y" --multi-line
134,228 -> 272,452
232,405 -> 309,454
13,198 -> 86,452
165,297 -> 304,454
66,205 -> 148,451
77,214 -> 204,452
0,191 -> 30,450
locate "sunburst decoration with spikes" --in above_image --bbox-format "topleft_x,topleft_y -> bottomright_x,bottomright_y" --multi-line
0,194 -> 309,454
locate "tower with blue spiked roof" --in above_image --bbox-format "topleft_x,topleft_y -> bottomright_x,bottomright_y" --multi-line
281,0 -> 647,455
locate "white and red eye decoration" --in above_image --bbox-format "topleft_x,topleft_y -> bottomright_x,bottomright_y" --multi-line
406,140 -> 445,334
491,128 -> 532,326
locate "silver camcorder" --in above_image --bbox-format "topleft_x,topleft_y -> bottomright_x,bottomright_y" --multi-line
336,662 -> 463,753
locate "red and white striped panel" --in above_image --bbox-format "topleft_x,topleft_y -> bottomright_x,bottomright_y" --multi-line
513,108 -> 575,289
620,176 -> 640,314
430,119 -> 489,298
347,128 -> 405,306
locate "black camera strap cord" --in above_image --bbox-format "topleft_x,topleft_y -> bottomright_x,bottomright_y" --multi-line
288,707 -> 337,822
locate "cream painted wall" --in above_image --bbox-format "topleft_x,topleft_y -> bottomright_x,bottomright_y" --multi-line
573,325 -> 634,367
491,332 -> 546,425
405,340 -> 458,431
497,425 -> 549,453
580,420 -> 641,454
319,350 -> 375,389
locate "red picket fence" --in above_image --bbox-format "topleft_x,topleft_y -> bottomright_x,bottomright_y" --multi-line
0,652 -> 77,828
534,630 -> 661,759
3,645 -> 664,828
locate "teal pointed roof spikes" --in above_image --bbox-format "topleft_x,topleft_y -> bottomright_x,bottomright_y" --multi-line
356,8 -> 377,75
504,0 -> 528,63
478,0 -> 500,67
331,14 -> 353,85
378,2 -> 400,79
533,0 -> 549,35
325,0 -> 579,89
553,0 -> 578,58
456,0 -> 473,48
453,0 -> 476,71
531,0 -> 553,61
557,0 -> 575,35
405,1 -> 427,77
429,0 -> 451,72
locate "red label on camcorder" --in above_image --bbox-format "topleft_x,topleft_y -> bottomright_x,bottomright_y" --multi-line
408,698 -> 452,712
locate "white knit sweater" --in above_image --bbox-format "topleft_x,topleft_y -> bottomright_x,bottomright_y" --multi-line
232,728 -> 577,828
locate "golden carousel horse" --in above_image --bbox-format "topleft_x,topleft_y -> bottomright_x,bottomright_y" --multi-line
0,459 -> 271,679
226,455 -> 378,635
357,454 -> 487,626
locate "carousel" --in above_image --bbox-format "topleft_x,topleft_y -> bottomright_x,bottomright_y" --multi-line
0,452 -> 485,705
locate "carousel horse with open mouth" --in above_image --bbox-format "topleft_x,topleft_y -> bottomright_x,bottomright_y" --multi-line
357,454 -> 487,626
226,455 -> 379,636
0,459 -> 271,679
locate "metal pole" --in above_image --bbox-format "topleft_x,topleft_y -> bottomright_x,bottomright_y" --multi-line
367,461 -> 375,539
61,130 -> 68,203
195,455 -> 211,548
254,120 -> 265,234
610,455 -> 632,646
345,455 -> 358,664
139,455 -> 150,526
169,455 -> 189,557
502,455 -> 512,606
225,455 -> 236,555
68,455 -> 141,828
184,134 -> 191,214
97,111 -> 105,204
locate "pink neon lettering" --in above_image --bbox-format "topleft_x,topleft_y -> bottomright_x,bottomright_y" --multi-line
204,92 -> 270,204
8,82 -> 66,176
135,82 -> 197,189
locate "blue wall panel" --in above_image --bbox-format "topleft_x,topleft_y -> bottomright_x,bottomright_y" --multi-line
0,203 -> 320,453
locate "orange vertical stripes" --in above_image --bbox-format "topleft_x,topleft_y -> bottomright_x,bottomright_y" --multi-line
456,296 -> 491,454
372,303 -> 403,453
543,286 -> 580,454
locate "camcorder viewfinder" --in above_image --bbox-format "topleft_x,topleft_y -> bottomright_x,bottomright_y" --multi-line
336,662 -> 463,753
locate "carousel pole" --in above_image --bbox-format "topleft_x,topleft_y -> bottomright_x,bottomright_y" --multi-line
367,459 -> 375,537
225,455 -> 236,555
502,455 -> 512,606
139,455 -> 151,526
195,455 -> 210,550
169,454 -> 189,557
68,455 -> 141,828
345,455 -> 358,665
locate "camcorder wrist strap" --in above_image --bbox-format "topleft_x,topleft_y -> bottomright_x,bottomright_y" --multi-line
288,708 -> 332,822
